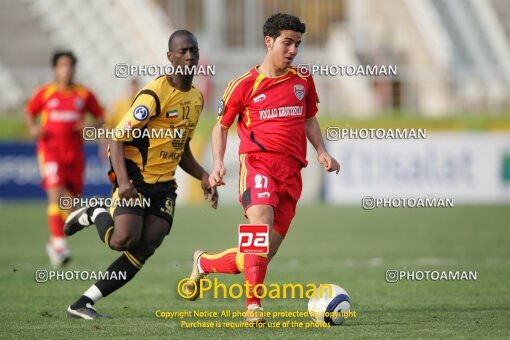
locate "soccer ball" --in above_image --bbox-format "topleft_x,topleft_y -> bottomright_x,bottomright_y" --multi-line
308,284 -> 351,325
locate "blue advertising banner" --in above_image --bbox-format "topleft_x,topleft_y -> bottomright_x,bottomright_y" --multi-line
0,142 -> 111,200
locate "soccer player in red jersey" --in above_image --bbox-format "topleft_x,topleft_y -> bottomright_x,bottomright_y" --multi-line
25,51 -> 104,267
184,14 -> 340,323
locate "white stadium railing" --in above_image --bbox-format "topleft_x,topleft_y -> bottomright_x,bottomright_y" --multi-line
0,60 -> 24,110
26,0 -> 173,105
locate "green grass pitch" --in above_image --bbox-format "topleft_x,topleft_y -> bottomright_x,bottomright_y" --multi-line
0,202 -> 509,339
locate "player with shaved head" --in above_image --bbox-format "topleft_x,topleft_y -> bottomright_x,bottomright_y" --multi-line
64,30 -> 217,319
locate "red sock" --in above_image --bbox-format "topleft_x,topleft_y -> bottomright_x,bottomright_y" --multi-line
48,203 -> 65,238
199,248 -> 241,274
244,254 -> 268,308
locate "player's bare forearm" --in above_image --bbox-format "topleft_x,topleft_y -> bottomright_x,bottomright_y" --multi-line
305,117 -> 340,173
92,118 -> 104,128
209,123 -> 229,187
109,141 -> 129,184
94,118 -> 107,161
98,138 -> 109,162
25,114 -> 41,139
110,140 -> 138,198
179,140 -> 208,181
180,139 -> 219,208
211,123 -> 229,166
25,114 -> 35,129
305,117 -> 327,155
74,117 -> 103,132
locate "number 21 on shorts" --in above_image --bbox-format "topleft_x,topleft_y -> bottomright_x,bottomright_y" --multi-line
254,174 -> 268,189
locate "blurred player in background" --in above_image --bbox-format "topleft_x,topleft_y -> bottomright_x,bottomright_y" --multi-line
25,50 -> 104,267
99,78 -> 141,161
184,14 -> 340,324
62,30 -> 218,319
106,78 -> 140,129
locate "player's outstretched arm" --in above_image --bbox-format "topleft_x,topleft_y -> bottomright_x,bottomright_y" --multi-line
24,114 -> 41,139
109,140 -> 138,198
73,117 -> 103,133
210,123 -> 229,187
179,139 -> 218,209
305,117 -> 340,174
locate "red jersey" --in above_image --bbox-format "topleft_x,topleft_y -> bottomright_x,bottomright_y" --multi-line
26,83 -> 103,149
217,66 -> 318,167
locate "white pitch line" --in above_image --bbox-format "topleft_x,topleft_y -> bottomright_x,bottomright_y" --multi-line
273,256 -> 510,269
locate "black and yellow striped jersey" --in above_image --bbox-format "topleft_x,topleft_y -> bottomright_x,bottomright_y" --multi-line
111,75 -> 203,183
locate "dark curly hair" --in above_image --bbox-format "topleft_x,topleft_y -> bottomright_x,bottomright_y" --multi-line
263,13 -> 306,39
52,50 -> 77,67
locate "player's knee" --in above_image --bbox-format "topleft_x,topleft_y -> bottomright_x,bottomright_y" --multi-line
110,234 -> 139,251
247,205 -> 274,225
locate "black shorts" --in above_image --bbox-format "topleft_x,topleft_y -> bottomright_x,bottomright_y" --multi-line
110,180 -> 177,233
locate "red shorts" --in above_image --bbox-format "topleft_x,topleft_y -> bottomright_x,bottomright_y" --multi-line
238,153 -> 302,238
37,147 -> 85,196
